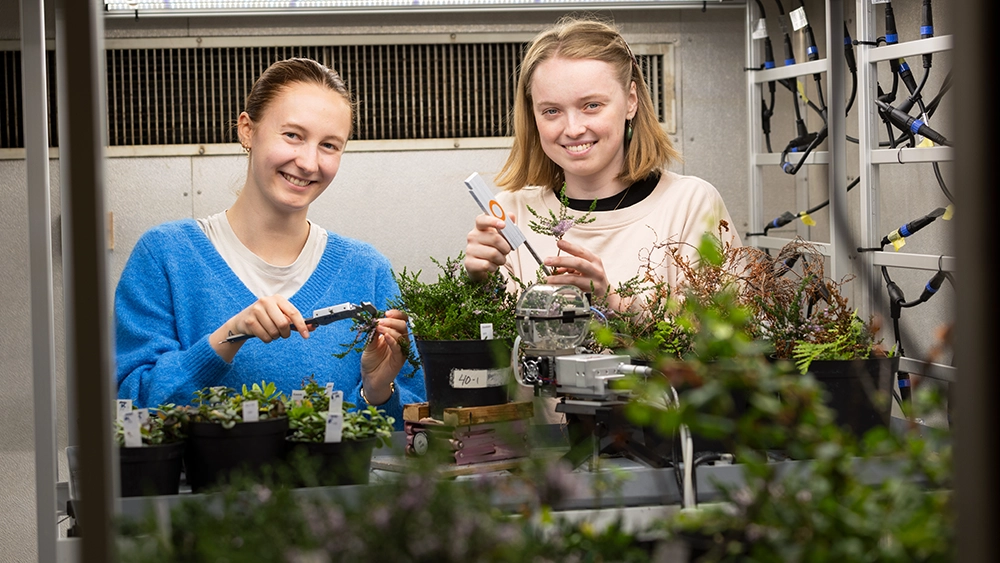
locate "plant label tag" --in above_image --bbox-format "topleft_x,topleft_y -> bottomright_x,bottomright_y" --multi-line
325,382 -> 335,397
465,172 -> 527,249
329,390 -> 343,413
752,18 -> 768,40
291,389 -> 306,404
790,7 -> 808,31
450,367 -> 510,389
325,413 -> 343,443
479,323 -> 494,340
117,399 -> 132,421
136,408 -> 149,426
242,400 -> 259,422
122,411 -> 142,448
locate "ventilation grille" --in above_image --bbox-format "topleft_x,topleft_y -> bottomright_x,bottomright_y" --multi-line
2,50 -> 59,148
2,44 -> 667,149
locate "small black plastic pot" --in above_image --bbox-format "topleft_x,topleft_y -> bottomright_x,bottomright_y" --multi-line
118,441 -> 185,497
283,436 -> 377,487
807,356 -> 898,437
415,338 -> 512,419
183,417 -> 289,493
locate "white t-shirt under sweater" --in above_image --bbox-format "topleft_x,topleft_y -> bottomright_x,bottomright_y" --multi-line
197,211 -> 328,299
496,170 -> 742,293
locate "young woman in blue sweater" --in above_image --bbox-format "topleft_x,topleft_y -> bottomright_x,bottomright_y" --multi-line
114,58 -> 424,427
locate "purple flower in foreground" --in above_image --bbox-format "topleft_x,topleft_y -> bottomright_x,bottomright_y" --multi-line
527,185 -> 597,242
552,219 -> 575,239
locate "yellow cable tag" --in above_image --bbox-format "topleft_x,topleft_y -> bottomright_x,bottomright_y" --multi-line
918,137 -> 935,148
887,230 -> 903,243
796,80 -> 810,104
892,237 -> 906,251
799,213 -> 816,226
943,205 -> 954,220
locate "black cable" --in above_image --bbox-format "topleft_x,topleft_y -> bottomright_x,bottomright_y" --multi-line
924,69 -> 952,119
753,0 -> 778,153
748,176 -> 860,238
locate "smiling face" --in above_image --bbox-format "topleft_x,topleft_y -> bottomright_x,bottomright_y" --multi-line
238,81 -> 352,216
530,55 -> 637,198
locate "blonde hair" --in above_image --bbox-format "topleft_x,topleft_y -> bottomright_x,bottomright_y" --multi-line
495,16 -> 680,192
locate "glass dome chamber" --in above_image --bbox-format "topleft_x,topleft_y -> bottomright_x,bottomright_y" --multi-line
515,284 -> 592,351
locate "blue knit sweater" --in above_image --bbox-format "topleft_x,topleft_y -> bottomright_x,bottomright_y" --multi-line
114,219 -> 425,428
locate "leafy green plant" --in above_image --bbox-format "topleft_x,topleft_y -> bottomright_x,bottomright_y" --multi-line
393,252 -> 519,341
118,452 -> 654,562
184,381 -> 287,429
285,376 -> 394,447
113,404 -> 186,447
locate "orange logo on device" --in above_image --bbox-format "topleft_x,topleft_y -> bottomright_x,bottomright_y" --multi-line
489,200 -> 506,221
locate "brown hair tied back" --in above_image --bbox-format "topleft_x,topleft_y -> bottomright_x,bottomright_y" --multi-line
243,57 -> 355,138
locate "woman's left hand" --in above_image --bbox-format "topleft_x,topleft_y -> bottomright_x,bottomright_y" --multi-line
359,309 -> 410,405
544,239 -> 617,306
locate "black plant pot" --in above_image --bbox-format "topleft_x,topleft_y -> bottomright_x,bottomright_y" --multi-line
807,356 -> 898,437
283,437 -> 377,487
415,338 -> 512,419
183,417 -> 289,493
118,441 -> 185,497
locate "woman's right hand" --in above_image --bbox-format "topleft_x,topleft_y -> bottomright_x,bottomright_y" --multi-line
464,212 -> 515,281
210,295 -> 312,362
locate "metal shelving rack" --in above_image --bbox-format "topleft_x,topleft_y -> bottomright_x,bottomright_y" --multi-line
745,0 -> 956,385
854,0 -> 955,384
745,0 -> 851,281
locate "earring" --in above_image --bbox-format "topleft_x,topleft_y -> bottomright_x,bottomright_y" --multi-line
625,119 -> 633,142
242,144 -> 251,154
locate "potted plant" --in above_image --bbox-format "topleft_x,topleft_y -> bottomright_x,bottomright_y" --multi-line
114,403 -> 186,497
179,381 -> 289,493
283,376 -> 395,487
392,253 -> 519,419
746,238 -> 897,437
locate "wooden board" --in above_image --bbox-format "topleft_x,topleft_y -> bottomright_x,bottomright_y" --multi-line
402,402 -> 431,422
442,401 -> 534,427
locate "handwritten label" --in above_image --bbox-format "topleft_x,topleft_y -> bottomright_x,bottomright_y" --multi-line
122,411 -> 142,448
325,413 -> 343,443
242,400 -> 259,422
450,367 -> 510,389
479,323 -> 494,340
136,408 -> 149,426
290,389 -> 306,404
325,382 -> 335,397
329,390 -> 343,414
117,399 -> 132,422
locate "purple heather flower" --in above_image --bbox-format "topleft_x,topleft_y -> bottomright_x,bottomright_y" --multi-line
552,219 -> 575,239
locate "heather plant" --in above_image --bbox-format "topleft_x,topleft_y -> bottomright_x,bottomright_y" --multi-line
618,238 -> 953,561
746,238 -> 889,371
525,187 -> 597,241
333,307 -> 422,377
392,252 -> 519,341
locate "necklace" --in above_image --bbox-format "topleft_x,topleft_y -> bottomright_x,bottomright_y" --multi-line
612,185 -> 631,211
